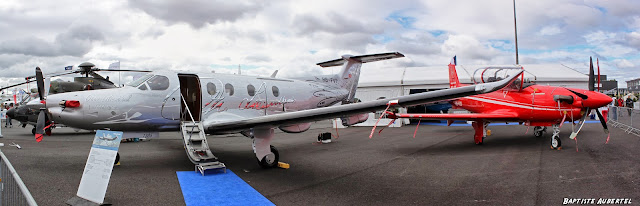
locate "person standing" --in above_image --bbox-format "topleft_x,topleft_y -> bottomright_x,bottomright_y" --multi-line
4,105 -> 12,128
626,97 -> 634,116
618,97 -> 624,107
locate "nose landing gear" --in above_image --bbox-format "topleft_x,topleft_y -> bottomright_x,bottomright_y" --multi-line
550,124 -> 561,150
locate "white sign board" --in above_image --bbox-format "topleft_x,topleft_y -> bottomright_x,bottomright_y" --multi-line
0,110 -> 5,120
76,130 -> 123,204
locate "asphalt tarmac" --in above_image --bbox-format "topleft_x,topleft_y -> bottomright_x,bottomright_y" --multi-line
0,120 -> 638,205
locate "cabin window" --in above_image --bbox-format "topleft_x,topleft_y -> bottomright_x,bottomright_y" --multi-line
138,84 -> 148,90
272,86 -> 279,97
225,83 -> 234,96
147,75 -> 170,90
247,84 -> 255,96
207,82 -> 217,95
127,73 -> 153,87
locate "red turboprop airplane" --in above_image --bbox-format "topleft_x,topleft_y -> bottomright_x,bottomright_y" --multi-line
386,57 -> 612,150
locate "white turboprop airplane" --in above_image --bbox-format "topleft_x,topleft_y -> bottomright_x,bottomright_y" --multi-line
33,52 -> 522,168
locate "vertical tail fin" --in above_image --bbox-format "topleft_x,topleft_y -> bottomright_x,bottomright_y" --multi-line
317,52 -> 404,103
448,56 -> 460,88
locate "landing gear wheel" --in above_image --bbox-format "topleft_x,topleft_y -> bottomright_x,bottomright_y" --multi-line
551,135 -> 562,150
45,128 -> 52,136
533,126 -> 544,137
32,128 -> 36,135
114,153 -> 120,165
534,131 -> 543,137
257,145 -> 279,168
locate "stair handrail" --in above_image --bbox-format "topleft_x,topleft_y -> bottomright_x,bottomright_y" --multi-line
179,92 -> 198,142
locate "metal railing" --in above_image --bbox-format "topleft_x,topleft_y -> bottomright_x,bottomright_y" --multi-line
607,105 -> 640,137
0,150 -> 37,206
179,93 -> 198,142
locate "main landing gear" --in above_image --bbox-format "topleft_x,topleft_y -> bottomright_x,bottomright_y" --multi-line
533,126 -> 546,137
252,128 -> 280,168
471,120 -> 489,145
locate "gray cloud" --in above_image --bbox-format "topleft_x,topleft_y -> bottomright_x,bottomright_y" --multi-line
292,12 -> 384,35
128,0 -> 266,28
139,27 -> 166,39
385,34 -> 441,56
325,33 -> 376,52
622,32 -> 640,50
0,25 -> 104,57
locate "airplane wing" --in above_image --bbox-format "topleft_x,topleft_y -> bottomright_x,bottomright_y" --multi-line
203,70 -> 523,134
386,112 -> 519,120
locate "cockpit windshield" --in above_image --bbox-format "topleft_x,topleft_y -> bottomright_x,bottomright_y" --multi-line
126,73 -> 154,87
472,67 -> 530,91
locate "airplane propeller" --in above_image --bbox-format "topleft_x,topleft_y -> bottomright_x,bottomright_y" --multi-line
564,57 -> 610,147
34,67 -> 52,142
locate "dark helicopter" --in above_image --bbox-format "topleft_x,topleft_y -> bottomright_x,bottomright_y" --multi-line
3,62 -> 148,134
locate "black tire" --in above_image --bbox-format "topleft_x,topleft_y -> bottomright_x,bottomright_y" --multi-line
114,153 -> 120,165
257,145 -> 279,168
551,136 -> 561,150
534,131 -> 543,137
534,126 -> 544,137
31,127 -> 36,135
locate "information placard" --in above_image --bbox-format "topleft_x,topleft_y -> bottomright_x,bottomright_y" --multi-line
76,130 -> 123,204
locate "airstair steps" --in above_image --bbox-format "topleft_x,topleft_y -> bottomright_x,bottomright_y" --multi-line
181,121 -> 226,174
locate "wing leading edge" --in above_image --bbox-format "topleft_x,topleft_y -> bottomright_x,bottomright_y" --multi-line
203,70 -> 524,134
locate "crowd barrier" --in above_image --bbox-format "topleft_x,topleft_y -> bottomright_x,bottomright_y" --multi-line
0,150 -> 37,206
607,105 -> 640,137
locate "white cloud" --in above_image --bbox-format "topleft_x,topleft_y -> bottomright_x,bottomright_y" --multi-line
615,59 -> 635,68
538,25 -> 562,36
0,0 -> 638,92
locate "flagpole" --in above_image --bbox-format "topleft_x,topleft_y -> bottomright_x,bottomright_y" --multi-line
513,0 -> 519,65
597,58 -> 600,92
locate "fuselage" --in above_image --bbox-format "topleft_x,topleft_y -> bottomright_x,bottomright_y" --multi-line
45,71 -> 349,131
451,84 -> 612,125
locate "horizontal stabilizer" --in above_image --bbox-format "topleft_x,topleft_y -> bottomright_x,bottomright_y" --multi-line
317,52 -> 404,67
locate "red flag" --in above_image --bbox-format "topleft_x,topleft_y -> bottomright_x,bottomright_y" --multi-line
597,58 -> 600,92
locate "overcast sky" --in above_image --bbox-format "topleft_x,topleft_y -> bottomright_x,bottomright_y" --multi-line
1,0 -> 639,91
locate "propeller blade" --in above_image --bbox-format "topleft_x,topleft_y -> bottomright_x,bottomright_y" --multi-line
588,57 -> 595,91
49,71 -> 76,78
93,68 -> 151,72
35,67 -> 45,100
594,108 -> 610,143
569,107 -> 589,140
0,80 -> 36,91
35,109 -> 46,142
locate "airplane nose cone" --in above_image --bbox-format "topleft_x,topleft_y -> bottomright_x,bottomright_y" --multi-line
6,108 -> 16,119
584,91 -> 612,108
